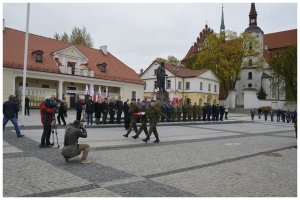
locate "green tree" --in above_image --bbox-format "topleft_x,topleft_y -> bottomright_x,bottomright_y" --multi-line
257,86 -> 267,99
53,26 -> 93,47
156,55 -> 181,65
192,30 -> 264,98
270,45 -> 297,101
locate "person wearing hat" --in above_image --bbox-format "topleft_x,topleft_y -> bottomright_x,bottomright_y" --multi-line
142,100 -> 161,143
123,98 -> 139,137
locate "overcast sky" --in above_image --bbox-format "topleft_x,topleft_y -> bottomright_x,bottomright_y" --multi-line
3,3 -> 298,73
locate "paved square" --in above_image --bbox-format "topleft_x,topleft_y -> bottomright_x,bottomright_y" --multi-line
3,112 -> 297,197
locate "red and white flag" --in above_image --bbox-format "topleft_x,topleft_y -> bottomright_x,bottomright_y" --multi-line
85,84 -> 89,95
106,86 -> 110,102
91,85 -> 96,102
98,86 -> 102,102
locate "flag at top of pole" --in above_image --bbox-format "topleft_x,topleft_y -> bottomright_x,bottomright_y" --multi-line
106,86 -> 110,102
98,86 -> 102,102
85,84 -> 89,95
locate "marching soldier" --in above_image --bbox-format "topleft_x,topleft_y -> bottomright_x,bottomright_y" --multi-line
123,98 -> 139,137
132,100 -> 148,139
142,100 -> 161,143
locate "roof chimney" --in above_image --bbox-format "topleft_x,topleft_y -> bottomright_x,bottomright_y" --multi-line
100,45 -> 108,55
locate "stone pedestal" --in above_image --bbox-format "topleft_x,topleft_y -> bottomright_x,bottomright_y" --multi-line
156,91 -> 169,104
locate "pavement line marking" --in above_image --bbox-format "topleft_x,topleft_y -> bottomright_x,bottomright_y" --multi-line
143,145 -> 296,179
93,129 -> 295,151
21,183 -> 101,197
101,177 -> 146,187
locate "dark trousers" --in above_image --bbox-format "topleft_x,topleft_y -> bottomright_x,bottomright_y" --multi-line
277,116 -> 280,122
41,124 -> 52,145
109,112 -> 115,124
57,113 -> 66,125
102,112 -> 108,124
25,105 -> 30,115
225,112 -> 228,119
220,113 -> 224,121
124,119 -> 130,130
87,113 -> 93,125
207,113 -> 211,121
15,112 -> 19,119
203,113 -> 206,121
251,114 -> 254,120
76,111 -> 82,121
117,111 -> 122,124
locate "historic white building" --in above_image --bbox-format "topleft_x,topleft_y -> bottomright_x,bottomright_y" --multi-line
140,60 -> 220,105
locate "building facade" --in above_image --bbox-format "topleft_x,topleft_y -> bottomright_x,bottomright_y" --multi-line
3,28 -> 144,108
140,60 -> 220,105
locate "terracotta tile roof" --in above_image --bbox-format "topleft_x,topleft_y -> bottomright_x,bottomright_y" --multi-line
264,29 -> 297,50
163,61 -> 208,78
3,28 -> 144,85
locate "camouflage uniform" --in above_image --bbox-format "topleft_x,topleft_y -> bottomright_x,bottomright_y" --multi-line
123,102 -> 139,137
142,104 -> 161,143
133,102 -> 148,139
187,103 -> 193,121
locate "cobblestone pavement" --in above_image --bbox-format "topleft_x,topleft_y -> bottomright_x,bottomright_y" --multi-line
3,116 -> 297,197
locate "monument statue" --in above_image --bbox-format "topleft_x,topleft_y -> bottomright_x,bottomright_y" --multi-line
156,62 -> 168,91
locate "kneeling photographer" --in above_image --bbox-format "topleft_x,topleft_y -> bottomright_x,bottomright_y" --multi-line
62,120 -> 91,164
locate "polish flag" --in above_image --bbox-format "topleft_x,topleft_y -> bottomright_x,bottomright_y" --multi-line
106,86 -> 110,102
85,84 -> 89,95
98,86 -> 102,102
91,85 -> 96,102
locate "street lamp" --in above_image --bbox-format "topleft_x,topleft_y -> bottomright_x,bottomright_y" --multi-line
173,67 -> 179,97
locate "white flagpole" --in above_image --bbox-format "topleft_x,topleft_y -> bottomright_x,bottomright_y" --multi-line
21,3 -> 30,126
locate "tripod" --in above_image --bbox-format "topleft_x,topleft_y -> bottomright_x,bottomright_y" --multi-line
51,117 -> 60,149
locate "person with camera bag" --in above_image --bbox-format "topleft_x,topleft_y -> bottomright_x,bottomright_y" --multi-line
62,120 -> 91,164
39,95 -> 60,148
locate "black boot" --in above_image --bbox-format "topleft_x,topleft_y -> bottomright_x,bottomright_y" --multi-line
153,138 -> 160,143
132,135 -> 139,139
123,133 -> 129,137
142,137 -> 149,142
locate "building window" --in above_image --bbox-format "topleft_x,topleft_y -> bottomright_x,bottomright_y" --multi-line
154,81 -> 157,89
185,82 -> 190,90
67,62 -> 76,75
132,91 -> 136,99
248,83 -> 252,88
167,80 -> 171,89
18,82 -> 28,87
42,84 -> 50,88
154,69 -> 157,76
35,53 -> 43,62
248,72 -> 253,80
200,82 -> 203,90
208,84 -> 211,91
178,81 -> 182,89
214,85 -> 217,92
97,63 -> 107,73
248,59 -> 253,66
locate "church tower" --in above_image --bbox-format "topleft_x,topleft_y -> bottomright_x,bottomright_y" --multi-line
220,4 -> 225,35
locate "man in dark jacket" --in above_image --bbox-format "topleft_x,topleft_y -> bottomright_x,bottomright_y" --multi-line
25,96 -> 30,116
57,100 -> 67,126
39,96 -> 60,148
115,97 -> 123,124
3,95 -> 24,138
109,98 -> 116,124
94,99 -> 102,124
123,99 -> 130,130
102,98 -> 109,124
61,120 -> 91,164
75,97 -> 83,121
85,96 -> 95,125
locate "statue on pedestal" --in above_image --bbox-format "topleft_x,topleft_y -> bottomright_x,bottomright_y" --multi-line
156,62 -> 168,92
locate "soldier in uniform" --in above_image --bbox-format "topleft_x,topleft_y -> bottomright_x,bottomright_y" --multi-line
192,102 -> 198,121
123,98 -> 139,137
202,103 -> 207,121
142,100 -> 161,143
102,98 -> 108,124
115,97 -> 123,124
197,102 -> 202,121
182,101 -> 187,121
132,100 -> 148,139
